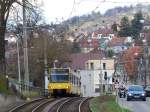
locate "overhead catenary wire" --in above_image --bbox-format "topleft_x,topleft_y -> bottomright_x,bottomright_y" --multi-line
68,0 -> 76,19
90,0 -> 106,12
103,0 -> 150,4
3,0 -> 150,29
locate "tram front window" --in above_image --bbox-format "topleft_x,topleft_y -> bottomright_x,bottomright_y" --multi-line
50,75 -> 69,82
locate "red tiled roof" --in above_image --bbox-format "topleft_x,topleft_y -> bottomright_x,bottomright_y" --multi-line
92,28 -> 113,37
71,52 -> 105,70
80,38 -> 99,48
108,37 -> 125,46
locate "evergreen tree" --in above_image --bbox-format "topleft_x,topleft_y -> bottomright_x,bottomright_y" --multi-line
107,49 -> 114,58
111,22 -> 118,32
72,40 -> 81,53
118,16 -> 132,37
131,11 -> 144,39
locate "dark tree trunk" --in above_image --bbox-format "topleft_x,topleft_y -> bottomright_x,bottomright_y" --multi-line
0,0 -> 17,75
0,19 -> 6,74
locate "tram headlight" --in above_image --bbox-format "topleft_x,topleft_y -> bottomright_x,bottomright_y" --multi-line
50,86 -> 53,89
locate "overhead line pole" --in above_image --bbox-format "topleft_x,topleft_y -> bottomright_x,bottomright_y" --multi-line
100,59 -> 103,95
143,41 -> 148,87
23,0 -> 29,90
44,29 -> 48,90
16,36 -> 21,92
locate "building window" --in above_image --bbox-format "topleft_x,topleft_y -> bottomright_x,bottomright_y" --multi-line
90,62 -> 94,70
83,85 -> 86,94
86,63 -> 88,69
104,72 -> 107,80
95,88 -> 100,93
103,63 -> 106,69
98,34 -> 102,38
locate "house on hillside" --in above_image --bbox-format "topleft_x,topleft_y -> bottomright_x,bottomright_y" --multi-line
79,28 -> 115,52
91,28 -> 115,50
79,38 -> 99,53
107,37 -> 128,54
142,20 -> 150,30
71,51 -> 105,70
79,58 -> 115,97
91,28 -> 115,40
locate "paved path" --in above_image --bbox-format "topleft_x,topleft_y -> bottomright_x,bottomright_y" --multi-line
0,94 -> 24,112
118,97 -> 150,112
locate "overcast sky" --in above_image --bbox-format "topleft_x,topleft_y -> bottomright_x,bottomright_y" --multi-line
42,0 -> 150,23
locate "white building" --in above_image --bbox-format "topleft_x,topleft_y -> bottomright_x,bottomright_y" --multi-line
80,59 -> 115,97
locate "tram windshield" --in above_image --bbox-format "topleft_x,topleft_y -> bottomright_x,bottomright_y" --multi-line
50,68 -> 69,82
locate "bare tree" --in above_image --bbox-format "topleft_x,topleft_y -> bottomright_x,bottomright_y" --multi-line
0,0 -> 17,74
0,0 -> 42,75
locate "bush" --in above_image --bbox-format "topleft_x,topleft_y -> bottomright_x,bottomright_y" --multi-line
21,91 -> 40,99
0,75 -> 8,93
90,95 -> 131,112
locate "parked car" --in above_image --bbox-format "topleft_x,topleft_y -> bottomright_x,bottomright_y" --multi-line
145,86 -> 150,97
126,85 -> 146,101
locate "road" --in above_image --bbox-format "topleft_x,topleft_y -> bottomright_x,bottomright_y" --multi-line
118,97 -> 150,112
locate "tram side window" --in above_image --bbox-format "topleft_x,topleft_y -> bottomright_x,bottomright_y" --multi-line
70,75 -> 72,82
72,76 -> 74,84
75,76 -> 77,85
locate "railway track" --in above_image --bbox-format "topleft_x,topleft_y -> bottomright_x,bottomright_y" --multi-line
8,97 -> 92,112
31,98 -> 56,112
79,98 -> 92,112
8,98 -> 49,112
50,97 -> 92,112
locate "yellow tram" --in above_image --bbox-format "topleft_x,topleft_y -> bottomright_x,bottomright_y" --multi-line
48,68 -> 81,96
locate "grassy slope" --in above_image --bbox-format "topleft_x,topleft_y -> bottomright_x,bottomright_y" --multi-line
0,75 -> 8,93
90,95 -> 131,112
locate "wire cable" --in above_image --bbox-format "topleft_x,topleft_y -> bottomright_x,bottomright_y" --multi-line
103,0 -> 150,4
68,0 -> 76,19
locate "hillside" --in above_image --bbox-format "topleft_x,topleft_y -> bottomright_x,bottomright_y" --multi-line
66,4 -> 150,31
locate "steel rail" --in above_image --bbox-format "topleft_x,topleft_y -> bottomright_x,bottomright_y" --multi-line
32,98 -> 55,112
9,98 -> 45,112
78,97 -> 89,112
56,98 -> 72,112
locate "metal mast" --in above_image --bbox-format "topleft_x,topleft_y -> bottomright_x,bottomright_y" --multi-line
23,0 -> 29,88
44,29 -> 48,90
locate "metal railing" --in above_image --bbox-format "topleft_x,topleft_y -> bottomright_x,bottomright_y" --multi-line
8,78 -> 48,98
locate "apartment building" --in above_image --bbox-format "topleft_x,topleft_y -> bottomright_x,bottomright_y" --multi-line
80,59 -> 115,97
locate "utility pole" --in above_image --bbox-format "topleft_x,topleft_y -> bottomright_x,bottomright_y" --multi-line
143,39 -> 148,87
23,0 -> 29,89
99,59 -> 103,95
43,29 -> 48,90
16,36 -> 21,92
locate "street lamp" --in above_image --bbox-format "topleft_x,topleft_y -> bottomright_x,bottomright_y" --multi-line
6,75 -> 9,90
53,59 -> 58,68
